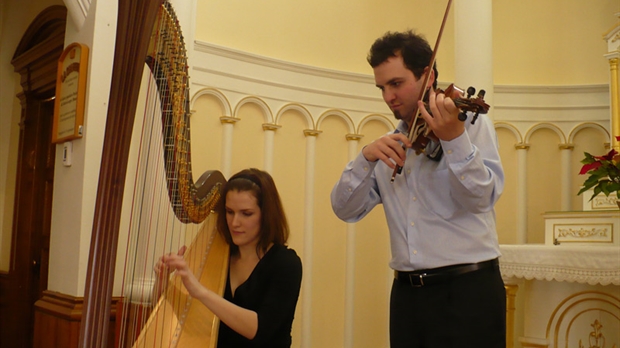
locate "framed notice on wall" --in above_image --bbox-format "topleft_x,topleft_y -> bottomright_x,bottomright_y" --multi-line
52,42 -> 89,144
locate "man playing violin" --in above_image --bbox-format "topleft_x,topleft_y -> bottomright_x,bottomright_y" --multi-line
331,30 -> 506,348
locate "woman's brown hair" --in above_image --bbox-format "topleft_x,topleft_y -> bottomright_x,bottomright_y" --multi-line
215,168 -> 290,256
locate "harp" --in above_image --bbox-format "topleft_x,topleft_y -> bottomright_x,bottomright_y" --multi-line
78,1 -> 228,347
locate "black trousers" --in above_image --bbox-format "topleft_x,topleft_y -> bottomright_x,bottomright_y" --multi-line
389,264 -> 506,348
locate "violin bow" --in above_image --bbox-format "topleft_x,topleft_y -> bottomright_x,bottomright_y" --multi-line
391,0 -> 454,182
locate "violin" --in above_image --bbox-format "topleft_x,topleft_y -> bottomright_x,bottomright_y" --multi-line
408,84 -> 490,156
390,0 -> 491,182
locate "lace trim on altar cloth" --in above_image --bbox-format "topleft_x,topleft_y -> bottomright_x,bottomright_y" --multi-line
499,244 -> 620,286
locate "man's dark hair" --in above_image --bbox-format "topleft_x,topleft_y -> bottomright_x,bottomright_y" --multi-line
367,30 -> 438,90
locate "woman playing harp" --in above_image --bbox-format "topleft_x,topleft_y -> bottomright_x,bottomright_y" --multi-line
156,168 -> 303,347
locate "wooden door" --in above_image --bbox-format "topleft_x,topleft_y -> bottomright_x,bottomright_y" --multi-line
0,5 -> 66,348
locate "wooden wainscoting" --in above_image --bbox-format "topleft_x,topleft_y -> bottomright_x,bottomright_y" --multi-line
0,272 -> 9,348
33,290 -> 119,348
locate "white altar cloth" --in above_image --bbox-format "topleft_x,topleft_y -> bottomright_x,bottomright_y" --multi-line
499,244 -> 620,286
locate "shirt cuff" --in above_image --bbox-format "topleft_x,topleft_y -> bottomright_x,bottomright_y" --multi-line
350,150 -> 378,178
440,131 -> 474,162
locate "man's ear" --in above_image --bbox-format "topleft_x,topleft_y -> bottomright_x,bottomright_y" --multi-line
424,67 -> 436,88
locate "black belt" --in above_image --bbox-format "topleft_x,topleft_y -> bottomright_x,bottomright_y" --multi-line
394,258 -> 499,287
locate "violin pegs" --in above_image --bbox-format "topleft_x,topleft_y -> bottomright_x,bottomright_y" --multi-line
471,113 -> 479,125
478,89 -> 486,99
466,86 -> 476,98
458,112 -> 468,122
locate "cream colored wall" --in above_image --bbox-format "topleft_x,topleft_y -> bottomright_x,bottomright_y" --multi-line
496,127 -> 520,244
196,0 -> 454,82
493,0 -> 618,85
494,88 -> 611,245
196,0 -> 456,79
196,0 -> 618,85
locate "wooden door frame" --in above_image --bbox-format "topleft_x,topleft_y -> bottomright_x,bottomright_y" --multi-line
0,5 -> 67,348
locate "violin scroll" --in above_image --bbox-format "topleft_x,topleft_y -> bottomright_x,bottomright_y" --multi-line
439,84 -> 490,124
405,83 -> 491,159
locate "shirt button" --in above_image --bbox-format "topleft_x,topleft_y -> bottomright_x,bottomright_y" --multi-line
460,175 -> 465,180
406,169 -> 411,174
412,250 -> 418,255
347,187 -> 352,192
412,197 -> 417,201
447,149 -> 453,154
410,222 -> 415,226
363,166 -> 369,171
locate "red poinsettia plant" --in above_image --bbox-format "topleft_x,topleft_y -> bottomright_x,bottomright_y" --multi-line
578,135 -> 620,201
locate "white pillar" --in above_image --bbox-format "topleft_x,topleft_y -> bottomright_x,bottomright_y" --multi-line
301,129 -> 320,348
605,54 -> 619,151
603,11 -> 619,151
516,144 -> 529,243
220,117 -> 237,178
343,134 -> 362,348
560,144 -> 574,211
454,0 -> 494,118
262,124 -> 280,173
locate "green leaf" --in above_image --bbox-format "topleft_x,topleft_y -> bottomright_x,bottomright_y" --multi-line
581,152 -> 596,164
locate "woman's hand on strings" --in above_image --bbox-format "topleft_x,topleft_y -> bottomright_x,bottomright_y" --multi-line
152,246 -> 187,301
418,87 -> 464,142
154,245 -> 187,280
161,246 -> 205,298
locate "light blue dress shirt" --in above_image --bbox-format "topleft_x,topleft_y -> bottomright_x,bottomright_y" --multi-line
331,113 -> 504,271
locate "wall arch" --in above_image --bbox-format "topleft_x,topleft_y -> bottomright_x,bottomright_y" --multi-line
525,122 -> 566,144
495,121 -> 523,144
317,109 -> 355,135
191,87 -> 232,116
276,103 -> 314,129
569,122 -> 610,144
234,96 -> 273,123
357,113 -> 396,135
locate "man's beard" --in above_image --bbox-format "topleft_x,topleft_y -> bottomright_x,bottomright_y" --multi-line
393,108 -> 414,124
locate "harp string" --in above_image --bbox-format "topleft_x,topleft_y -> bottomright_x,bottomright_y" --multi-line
115,2 -> 226,347
117,2 -> 195,346
119,64 -> 180,348
154,6 -> 197,345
